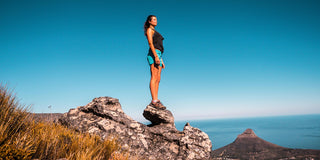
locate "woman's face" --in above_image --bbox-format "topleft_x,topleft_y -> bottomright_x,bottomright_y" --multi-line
149,16 -> 157,27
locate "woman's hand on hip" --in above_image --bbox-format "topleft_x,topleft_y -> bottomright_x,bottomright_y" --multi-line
155,56 -> 160,65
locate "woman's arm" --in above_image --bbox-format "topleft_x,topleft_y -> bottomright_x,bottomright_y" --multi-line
146,28 -> 160,65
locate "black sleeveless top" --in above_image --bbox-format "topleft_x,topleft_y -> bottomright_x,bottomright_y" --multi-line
150,28 -> 164,53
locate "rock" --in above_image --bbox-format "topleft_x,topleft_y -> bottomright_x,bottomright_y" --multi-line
211,128 -> 320,159
178,123 -> 212,160
143,104 -> 175,126
59,96 -> 212,160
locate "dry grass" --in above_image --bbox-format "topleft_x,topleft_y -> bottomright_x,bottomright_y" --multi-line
0,84 -> 128,160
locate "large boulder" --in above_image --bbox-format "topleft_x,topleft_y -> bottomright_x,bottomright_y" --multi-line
143,105 -> 175,126
59,97 -> 212,160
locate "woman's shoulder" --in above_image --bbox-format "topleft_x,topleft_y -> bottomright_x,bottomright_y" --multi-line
146,27 -> 155,35
147,27 -> 156,32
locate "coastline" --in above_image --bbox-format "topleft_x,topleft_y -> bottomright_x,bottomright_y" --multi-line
175,114 -> 320,150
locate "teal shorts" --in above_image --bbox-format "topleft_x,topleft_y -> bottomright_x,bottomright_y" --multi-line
147,49 -> 163,67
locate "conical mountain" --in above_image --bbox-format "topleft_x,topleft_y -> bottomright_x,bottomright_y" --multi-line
211,128 -> 320,159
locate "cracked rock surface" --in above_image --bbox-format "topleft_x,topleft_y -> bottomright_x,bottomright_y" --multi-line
59,97 -> 212,160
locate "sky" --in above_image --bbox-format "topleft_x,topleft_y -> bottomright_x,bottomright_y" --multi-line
1,0 -> 320,122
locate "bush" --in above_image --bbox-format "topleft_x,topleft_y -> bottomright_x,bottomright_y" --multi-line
0,84 -> 128,160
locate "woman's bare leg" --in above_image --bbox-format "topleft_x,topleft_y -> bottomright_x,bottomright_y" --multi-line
155,65 -> 162,100
150,64 -> 160,101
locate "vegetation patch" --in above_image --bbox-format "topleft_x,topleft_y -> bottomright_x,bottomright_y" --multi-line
0,84 -> 128,160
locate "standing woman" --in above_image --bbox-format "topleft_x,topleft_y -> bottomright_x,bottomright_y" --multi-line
144,15 -> 166,109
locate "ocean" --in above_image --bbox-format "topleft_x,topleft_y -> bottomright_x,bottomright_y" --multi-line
175,114 -> 320,150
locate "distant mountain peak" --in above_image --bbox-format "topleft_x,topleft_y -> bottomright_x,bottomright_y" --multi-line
237,128 -> 257,138
212,128 -> 320,159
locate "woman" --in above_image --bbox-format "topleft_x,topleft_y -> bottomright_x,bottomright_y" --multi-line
144,15 -> 166,110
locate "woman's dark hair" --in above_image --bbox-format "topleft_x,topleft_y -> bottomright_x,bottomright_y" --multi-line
144,15 -> 156,36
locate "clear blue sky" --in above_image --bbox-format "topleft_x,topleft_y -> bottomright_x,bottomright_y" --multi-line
1,0 -> 320,121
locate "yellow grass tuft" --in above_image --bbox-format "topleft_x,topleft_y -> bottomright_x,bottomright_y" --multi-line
0,84 -> 128,160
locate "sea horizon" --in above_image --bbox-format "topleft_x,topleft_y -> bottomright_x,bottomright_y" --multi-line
174,114 -> 320,150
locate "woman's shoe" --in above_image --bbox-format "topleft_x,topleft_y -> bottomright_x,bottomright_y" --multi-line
155,101 -> 166,110
149,101 -> 166,110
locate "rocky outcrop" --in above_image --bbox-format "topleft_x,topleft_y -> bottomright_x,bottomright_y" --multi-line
59,97 -> 212,160
211,128 -> 320,159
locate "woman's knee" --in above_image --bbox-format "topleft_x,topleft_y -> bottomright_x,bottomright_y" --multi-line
151,74 -> 160,83
150,74 -> 157,81
156,75 -> 161,83
151,75 -> 159,83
